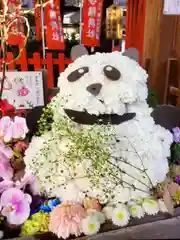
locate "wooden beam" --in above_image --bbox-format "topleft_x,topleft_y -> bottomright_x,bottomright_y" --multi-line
142,0 -> 180,104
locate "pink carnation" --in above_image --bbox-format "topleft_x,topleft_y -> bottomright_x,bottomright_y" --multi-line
49,201 -> 86,239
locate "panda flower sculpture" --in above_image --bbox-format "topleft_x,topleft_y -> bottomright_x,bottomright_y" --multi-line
24,46 -> 173,218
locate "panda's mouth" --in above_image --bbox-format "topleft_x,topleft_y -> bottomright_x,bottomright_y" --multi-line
64,109 -> 136,125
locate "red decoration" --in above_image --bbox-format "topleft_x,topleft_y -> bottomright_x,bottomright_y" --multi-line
81,0 -> 104,47
44,0 -> 64,50
125,0 -> 146,64
6,0 -> 25,46
0,99 -> 25,117
0,99 -> 15,116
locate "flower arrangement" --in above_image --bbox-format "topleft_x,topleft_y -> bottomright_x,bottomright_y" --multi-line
0,47 -> 179,240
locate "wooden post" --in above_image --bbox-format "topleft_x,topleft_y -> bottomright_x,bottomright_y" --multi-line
142,0 -> 180,104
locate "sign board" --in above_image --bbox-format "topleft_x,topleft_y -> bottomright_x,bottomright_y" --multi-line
163,0 -> 180,15
1,71 -> 44,109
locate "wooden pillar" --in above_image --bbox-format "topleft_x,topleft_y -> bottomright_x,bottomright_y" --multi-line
142,0 -> 180,104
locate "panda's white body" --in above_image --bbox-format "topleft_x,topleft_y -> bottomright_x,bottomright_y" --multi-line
24,50 -> 173,204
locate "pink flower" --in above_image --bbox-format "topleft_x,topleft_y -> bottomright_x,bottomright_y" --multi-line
17,87 -> 29,97
15,171 -> 40,195
14,141 -> 28,152
0,188 -> 31,225
0,117 -> 11,137
49,201 -> 86,239
0,160 -> 13,180
0,142 -> 13,159
3,116 -> 28,142
0,180 -> 14,194
13,117 -> 28,139
0,141 -> 13,180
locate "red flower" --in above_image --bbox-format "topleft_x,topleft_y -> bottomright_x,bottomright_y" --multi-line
17,87 -> 29,97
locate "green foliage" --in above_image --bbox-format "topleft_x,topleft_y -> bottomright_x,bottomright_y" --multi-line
170,143 -> 180,165
147,89 -> 158,108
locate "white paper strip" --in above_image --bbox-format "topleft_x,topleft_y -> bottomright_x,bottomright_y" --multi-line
163,0 -> 180,15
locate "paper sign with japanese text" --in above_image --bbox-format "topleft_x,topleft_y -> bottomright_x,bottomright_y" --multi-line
81,0 -> 104,47
44,0 -> 64,50
1,71 -> 44,110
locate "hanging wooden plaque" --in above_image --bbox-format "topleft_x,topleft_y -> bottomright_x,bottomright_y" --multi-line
106,4 -> 123,40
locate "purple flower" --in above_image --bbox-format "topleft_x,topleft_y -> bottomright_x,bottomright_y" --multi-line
172,127 -> 180,143
0,188 -> 31,225
175,175 -> 180,184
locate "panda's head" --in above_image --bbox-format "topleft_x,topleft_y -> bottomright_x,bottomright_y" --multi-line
58,45 -> 148,125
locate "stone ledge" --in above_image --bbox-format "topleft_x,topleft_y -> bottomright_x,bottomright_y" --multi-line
5,207 -> 180,240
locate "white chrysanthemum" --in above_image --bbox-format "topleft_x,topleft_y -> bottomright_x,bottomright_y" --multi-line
128,203 -> 145,219
57,181 -> 85,204
112,204 -> 130,227
142,198 -> 159,215
0,231 -> 3,239
102,205 -> 114,220
24,133 -> 52,168
158,199 -> 168,213
87,210 -> 106,224
81,215 -> 101,236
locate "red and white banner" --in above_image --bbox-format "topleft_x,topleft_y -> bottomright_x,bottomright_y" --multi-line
7,0 -> 25,46
81,0 -> 104,47
44,0 -> 64,50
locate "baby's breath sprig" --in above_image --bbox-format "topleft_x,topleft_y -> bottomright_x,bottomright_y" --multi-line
35,105 -> 54,136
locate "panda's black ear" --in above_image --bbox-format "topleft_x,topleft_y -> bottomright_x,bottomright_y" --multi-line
71,44 -> 89,61
122,48 -> 139,62
151,105 -> 180,130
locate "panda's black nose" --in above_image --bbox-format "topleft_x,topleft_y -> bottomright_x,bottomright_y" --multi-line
86,83 -> 102,96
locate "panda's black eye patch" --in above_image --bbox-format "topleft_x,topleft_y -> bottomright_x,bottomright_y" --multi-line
67,67 -> 89,82
103,65 -> 121,81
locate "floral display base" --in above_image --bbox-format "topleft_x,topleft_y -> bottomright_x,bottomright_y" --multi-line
8,207 -> 180,240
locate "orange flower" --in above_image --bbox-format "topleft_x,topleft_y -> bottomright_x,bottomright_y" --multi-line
83,197 -> 101,212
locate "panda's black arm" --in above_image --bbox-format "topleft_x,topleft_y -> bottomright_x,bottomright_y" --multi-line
25,106 -> 44,135
151,105 -> 180,130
